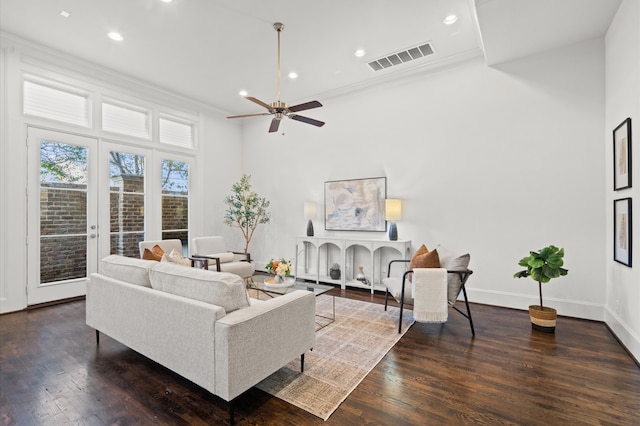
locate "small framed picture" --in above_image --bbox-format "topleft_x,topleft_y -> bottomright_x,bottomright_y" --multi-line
613,117 -> 632,190
614,198 -> 632,267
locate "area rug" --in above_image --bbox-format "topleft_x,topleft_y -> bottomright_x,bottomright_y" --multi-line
256,295 -> 414,420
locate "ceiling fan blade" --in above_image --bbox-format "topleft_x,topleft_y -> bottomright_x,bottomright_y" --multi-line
227,112 -> 271,119
289,114 -> 325,127
246,96 -> 275,112
268,118 -> 281,133
288,100 -> 323,113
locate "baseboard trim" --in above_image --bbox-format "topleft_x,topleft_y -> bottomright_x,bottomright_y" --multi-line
604,307 -> 640,366
465,288 -> 604,321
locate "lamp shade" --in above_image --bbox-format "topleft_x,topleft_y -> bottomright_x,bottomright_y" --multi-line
385,199 -> 402,221
304,201 -> 317,220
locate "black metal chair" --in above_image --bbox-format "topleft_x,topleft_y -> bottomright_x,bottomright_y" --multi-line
382,259 -> 475,335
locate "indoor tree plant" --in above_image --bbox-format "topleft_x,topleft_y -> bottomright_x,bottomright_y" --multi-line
513,245 -> 568,333
224,174 -> 270,253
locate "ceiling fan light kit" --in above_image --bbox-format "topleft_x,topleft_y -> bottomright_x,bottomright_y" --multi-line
227,22 -> 325,133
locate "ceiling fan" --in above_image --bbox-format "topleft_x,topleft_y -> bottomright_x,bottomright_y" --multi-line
227,22 -> 325,133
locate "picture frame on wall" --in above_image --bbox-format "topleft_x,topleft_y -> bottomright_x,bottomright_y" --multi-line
324,177 -> 386,232
613,117 -> 632,190
614,197 -> 632,267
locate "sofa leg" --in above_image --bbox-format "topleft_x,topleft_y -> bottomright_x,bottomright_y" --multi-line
96,330 -> 99,345
301,353 -> 305,373
229,399 -> 235,425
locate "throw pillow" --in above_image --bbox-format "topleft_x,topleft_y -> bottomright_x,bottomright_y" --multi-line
408,244 -> 440,281
142,244 -> 165,261
435,245 -> 471,305
161,249 -> 191,267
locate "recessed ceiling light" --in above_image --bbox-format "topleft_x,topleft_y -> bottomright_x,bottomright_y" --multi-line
108,32 -> 123,41
239,90 -> 248,97
161,0 -> 173,3
60,10 -> 71,18
443,14 -> 458,25
354,49 -> 366,57
288,72 -> 298,79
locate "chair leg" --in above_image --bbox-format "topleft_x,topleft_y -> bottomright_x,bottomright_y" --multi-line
461,285 -> 475,336
384,289 -> 389,311
398,298 -> 404,334
301,353 -> 305,372
96,330 -> 99,345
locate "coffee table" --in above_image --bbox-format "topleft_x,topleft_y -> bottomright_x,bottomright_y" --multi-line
249,278 -> 335,330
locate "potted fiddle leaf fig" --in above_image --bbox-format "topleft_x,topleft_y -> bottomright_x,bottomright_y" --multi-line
513,245 -> 568,333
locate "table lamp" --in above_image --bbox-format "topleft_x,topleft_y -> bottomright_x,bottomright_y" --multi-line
385,199 -> 402,241
304,201 -> 317,236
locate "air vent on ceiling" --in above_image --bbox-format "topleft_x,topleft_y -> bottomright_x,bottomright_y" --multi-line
367,42 -> 434,71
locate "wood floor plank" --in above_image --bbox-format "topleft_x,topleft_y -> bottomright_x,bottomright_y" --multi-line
1,287 -> 639,425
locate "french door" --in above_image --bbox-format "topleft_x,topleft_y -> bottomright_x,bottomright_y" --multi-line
27,128 -> 98,305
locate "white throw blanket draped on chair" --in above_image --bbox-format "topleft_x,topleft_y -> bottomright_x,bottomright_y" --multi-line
412,268 -> 448,323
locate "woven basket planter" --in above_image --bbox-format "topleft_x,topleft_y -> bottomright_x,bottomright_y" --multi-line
529,305 -> 557,333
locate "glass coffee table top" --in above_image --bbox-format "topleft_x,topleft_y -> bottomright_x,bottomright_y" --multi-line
248,277 -> 335,330
250,277 -> 333,296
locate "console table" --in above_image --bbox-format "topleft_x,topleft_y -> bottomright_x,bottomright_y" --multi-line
295,236 -> 412,293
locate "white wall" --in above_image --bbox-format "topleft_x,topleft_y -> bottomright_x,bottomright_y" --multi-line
605,0 -> 640,362
0,35 -> 243,313
241,39 -> 606,321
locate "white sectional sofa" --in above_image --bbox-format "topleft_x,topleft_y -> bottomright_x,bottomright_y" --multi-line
86,255 -> 316,423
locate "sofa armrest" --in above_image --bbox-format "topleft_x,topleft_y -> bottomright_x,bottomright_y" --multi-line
213,290 -> 316,401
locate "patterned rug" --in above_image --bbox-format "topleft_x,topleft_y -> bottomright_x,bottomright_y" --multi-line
256,295 -> 414,420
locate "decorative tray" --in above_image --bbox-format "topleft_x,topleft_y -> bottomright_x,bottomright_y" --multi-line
264,277 -> 295,288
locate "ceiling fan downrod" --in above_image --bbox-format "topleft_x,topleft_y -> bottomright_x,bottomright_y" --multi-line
274,22 -> 284,106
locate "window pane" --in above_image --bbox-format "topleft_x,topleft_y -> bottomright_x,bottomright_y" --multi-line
159,117 -> 193,148
41,186 -> 87,235
102,102 -> 150,139
110,193 -> 144,232
110,151 -> 145,256
162,195 -> 188,230
162,159 -> 189,253
109,152 -> 145,191
40,141 -> 88,283
24,80 -> 89,127
110,232 -> 144,258
41,235 -> 87,283
162,160 -> 189,193
40,142 -> 87,185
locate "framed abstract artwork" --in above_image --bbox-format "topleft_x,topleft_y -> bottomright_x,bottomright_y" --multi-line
613,117 -> 632,190
324,177 -> 386,231
614,197 -> 632,267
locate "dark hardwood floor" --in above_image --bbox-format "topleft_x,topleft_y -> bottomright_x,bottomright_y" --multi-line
1,285 -> 639,425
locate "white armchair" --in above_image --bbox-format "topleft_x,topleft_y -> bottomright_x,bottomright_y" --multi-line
191,236 -> 255,280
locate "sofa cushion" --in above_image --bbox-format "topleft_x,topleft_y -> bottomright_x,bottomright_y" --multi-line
99,255 -> 156,287
435,245 -> 471,306
148,262 -> 250,313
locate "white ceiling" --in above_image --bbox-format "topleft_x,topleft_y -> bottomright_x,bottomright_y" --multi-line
0,0 -> 622,117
